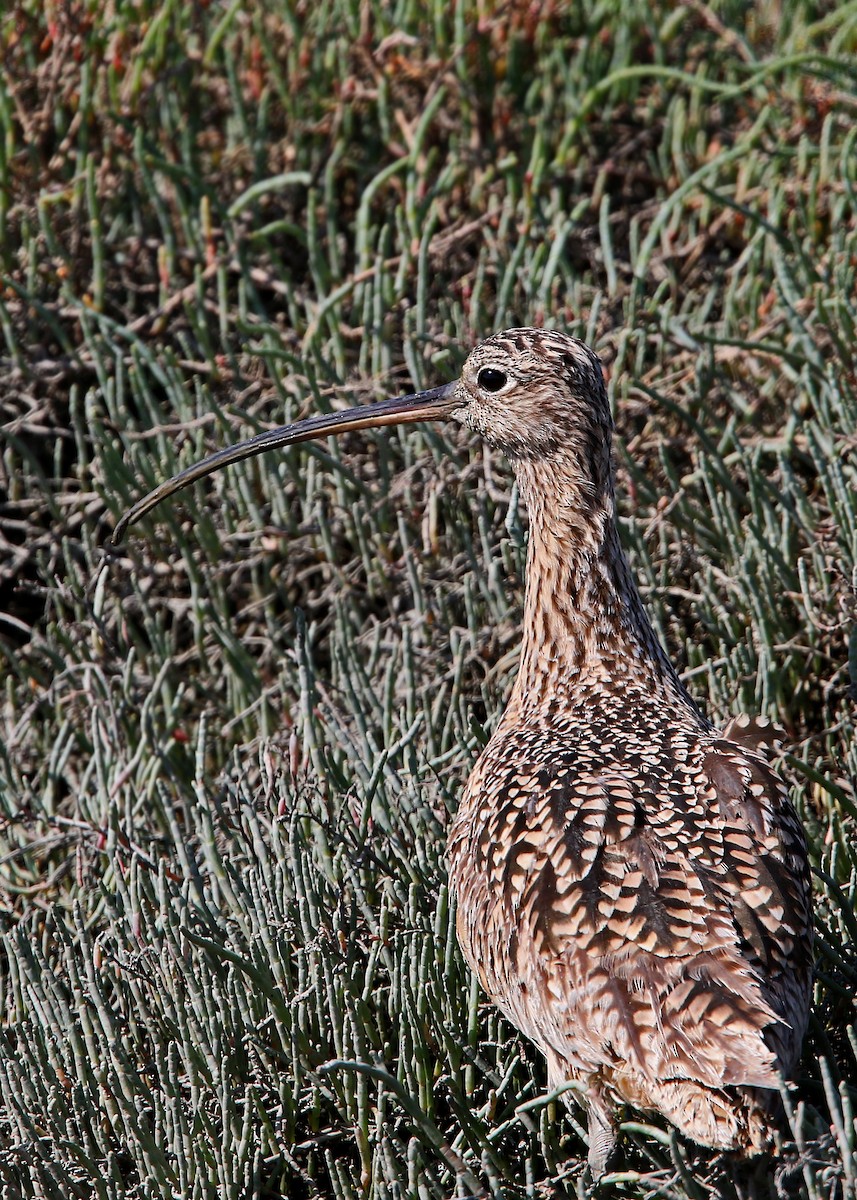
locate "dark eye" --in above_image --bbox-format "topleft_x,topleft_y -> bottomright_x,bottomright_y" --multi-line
477,367 -> 508,393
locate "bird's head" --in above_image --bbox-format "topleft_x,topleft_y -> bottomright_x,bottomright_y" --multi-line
450,328 -> 611,462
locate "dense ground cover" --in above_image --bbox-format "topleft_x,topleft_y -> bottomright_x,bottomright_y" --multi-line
1,1 -> 856,1196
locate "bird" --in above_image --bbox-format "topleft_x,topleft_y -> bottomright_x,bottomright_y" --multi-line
114,328 -> 813,1176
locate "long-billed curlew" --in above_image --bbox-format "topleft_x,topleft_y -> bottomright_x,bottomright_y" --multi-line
114,329 -> 813,1174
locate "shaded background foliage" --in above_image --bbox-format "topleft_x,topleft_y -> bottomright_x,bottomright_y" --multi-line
0,1 -> 856,1197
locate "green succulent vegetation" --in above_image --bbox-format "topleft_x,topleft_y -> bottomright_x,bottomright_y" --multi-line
1,1 -> 855,1197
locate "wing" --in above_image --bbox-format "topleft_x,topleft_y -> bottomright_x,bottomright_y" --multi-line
702,715 -> 813,1069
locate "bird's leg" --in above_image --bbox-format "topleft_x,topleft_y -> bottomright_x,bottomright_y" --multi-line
586,1097 -> 618,1179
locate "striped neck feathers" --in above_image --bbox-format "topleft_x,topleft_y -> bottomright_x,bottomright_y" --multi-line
509,451 -> 693,714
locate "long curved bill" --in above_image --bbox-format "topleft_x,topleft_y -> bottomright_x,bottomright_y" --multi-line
112,381 -> 458,544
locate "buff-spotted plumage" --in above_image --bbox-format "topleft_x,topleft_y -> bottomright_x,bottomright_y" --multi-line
115,327 -> 813,1176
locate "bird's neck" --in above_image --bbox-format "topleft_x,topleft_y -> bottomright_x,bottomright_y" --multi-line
508,455 -> 694,716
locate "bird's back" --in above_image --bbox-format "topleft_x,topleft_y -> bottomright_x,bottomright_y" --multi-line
449,682 -> 812,1159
